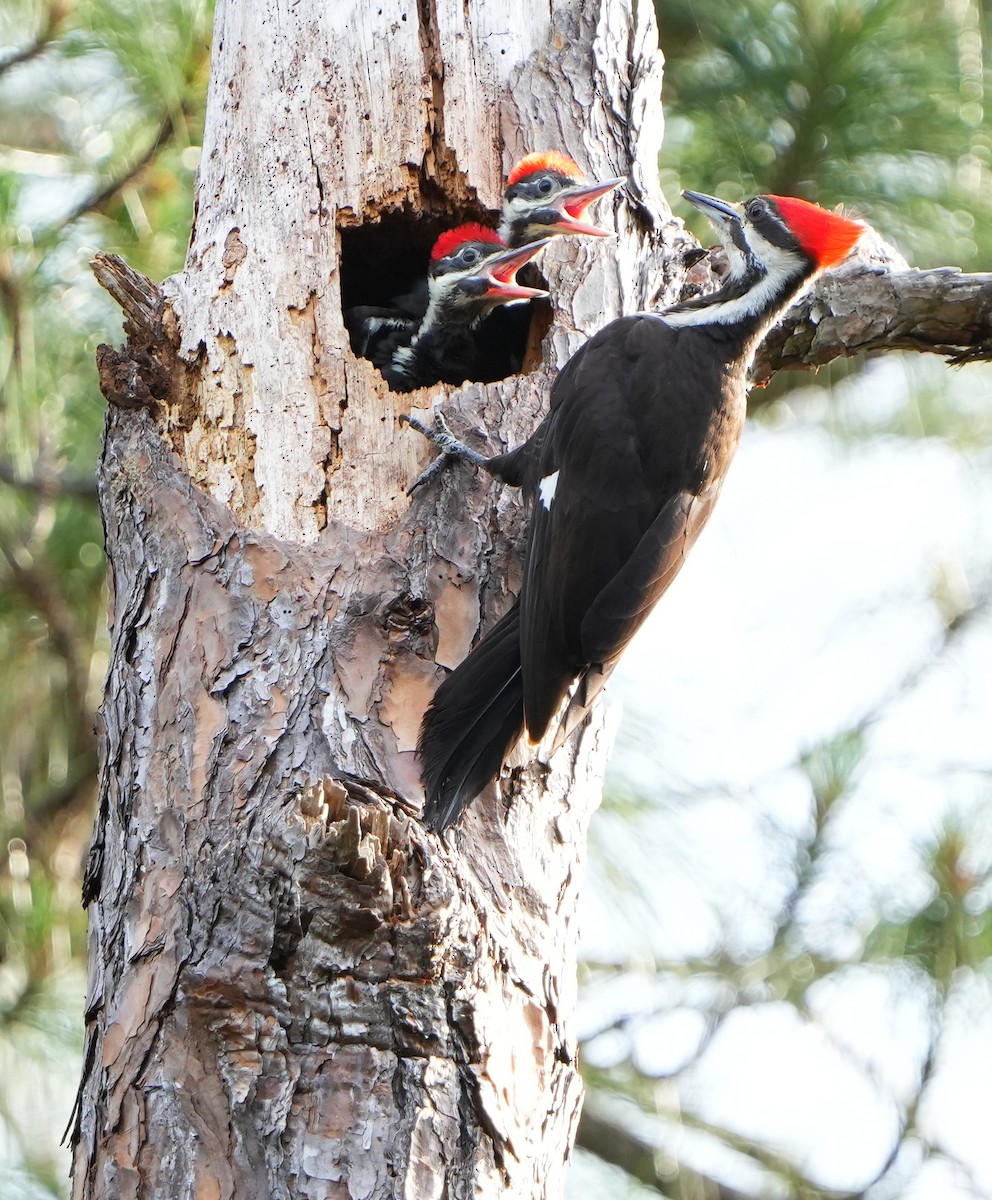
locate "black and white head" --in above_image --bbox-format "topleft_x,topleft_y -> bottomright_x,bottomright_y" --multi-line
499,151 -> 624,246
667,190 -> 864,328
421,224 -> 550,329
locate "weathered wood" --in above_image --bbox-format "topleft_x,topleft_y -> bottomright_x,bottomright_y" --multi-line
73,1 -> 674,1197
90,252 -> 166,340
755,264 -> 992,380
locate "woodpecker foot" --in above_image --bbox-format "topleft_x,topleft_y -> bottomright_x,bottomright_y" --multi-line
400,411 -> 488,494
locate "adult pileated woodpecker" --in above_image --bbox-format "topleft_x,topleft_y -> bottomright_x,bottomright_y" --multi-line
379,225 -> 549,393
409,190 -> 864,830
346,153 -> 623,368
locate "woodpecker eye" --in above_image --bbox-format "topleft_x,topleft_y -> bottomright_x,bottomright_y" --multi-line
460,247 -> 480,264
745,198 -> 768,221
538,177 -> 554,195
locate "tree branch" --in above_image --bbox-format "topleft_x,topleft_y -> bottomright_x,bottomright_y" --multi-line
91,252 -> 166,338
0,457 -> 98,498
0,530 -> 95,754
62,112 -> 179,228
90,252 -> 182,411
756,265 -> 992,382
0,1 -> 68,79
576,1103 -> 763,1200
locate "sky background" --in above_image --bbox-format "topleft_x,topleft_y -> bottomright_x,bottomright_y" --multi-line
569,353 -> 992,1198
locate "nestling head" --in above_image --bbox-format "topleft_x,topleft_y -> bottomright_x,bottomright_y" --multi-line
427,224 -> 550,318
501,152 -> 625,243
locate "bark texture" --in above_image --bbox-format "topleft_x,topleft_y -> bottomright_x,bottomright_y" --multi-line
755,261 -> 992,381
75,403 -> 614,1199
73,1 -> 677,1197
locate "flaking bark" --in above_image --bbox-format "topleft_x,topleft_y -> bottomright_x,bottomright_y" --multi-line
755,263 -> 992,381
74,402 -> 610,1197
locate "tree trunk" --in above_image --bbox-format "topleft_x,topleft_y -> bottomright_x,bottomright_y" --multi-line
71,1 -> 676,1196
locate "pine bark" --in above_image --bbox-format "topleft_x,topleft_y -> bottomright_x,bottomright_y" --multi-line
754,260 -> 992,381
72,1 -> 676,1197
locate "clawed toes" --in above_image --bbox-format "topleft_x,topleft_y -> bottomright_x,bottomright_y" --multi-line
398,412 -> 433,438
406,453 -> 454,495
400,409 -> 487,494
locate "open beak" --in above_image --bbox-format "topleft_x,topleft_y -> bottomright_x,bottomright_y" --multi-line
682,189 -> 741,230
482,238 -> 551,301
550,176 -> 625,236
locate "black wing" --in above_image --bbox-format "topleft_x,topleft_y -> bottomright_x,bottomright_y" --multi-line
518,316 -> 725,739
345,279 -> 430,363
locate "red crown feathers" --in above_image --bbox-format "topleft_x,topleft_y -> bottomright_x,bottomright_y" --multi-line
769,196 -> 864,269
507,151 -> 582,187
430,223 -> 505,263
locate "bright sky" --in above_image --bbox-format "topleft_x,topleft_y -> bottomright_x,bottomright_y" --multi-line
573,355 -> 992,1199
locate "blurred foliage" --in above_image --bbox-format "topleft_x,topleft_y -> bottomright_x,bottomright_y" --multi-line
0,0 -> 212,1193
570,2 -> 992,1197
2,0 -> 992,1198
658,0 -> 992,268
582,711 -> 992,1196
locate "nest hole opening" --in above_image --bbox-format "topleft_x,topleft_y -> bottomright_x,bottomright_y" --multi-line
339,207 -> 548,388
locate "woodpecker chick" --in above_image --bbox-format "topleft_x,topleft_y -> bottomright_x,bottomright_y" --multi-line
381,224 -> 549,393
347,152 -> 621,365
499,151 -> 625,246
410,191 -> 864,829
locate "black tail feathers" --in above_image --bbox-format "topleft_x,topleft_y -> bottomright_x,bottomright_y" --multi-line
418,605 -> 525,831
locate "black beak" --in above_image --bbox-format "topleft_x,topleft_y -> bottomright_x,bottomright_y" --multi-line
682,189 -> 741,229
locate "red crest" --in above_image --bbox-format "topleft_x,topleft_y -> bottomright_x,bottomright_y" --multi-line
430,223 -> 505,262
768,196 -> 864,269
507,151 -> 582,187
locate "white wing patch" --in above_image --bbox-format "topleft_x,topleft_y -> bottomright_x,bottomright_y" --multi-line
539,470 -> 560,510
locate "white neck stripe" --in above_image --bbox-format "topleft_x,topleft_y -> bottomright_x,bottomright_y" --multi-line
665,262 -> 805,328
409,284 -> 442,347
664,224 -> 811,328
